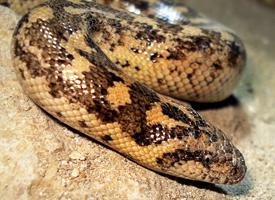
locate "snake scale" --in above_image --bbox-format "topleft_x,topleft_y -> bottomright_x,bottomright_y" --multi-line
3,0 -> 247,184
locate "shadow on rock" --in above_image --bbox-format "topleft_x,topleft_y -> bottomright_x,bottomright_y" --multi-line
219,171 -> 253,196
160,170 -> 253,196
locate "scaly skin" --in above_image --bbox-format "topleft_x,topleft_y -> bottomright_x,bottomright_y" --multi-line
8,0 -> 246,184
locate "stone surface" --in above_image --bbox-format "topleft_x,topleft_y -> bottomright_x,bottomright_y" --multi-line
0,0 -> 274,199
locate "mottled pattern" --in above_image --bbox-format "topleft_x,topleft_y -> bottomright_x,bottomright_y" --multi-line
9,0 -> 246,184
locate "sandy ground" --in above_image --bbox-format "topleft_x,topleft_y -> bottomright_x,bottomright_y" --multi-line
0,0 -> 274,199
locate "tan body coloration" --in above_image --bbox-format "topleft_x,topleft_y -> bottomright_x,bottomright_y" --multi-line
7,0 -> 246,184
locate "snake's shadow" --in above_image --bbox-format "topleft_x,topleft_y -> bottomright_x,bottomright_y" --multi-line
189,95 -> 239,110
157,170 -> 252,196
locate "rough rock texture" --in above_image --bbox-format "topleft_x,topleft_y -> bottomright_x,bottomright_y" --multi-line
0,0 -> 274,199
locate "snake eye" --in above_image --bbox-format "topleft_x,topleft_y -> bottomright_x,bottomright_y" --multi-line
203,154 -> 212,166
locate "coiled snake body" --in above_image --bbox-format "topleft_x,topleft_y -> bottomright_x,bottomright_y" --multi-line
5,0 -> 247,184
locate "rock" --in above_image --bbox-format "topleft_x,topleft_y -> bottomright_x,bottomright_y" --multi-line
71,168 -> 80,178
69,151 -> 86,161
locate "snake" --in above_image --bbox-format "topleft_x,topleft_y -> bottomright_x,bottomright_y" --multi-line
2,0 -> 247,184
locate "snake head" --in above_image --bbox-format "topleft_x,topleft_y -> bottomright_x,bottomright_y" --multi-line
210,129 -> 246,184
153,103 -> 246,184
192,128 -> 247,184
155,126 -> 247,184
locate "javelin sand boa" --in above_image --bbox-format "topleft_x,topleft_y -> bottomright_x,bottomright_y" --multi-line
3,0 -> 246,184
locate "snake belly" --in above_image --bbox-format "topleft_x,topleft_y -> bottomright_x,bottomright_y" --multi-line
10,0 -> 246,184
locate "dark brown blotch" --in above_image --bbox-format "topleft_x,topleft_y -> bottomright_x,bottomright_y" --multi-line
201,29 -> 222,41
101,135 -> 113,142
132,124 -> 191,146
79,120 -> 88,128
150,52 -> 161,63
157,78 -> 165,84
174,36 -> 212,52
167,48 -> 186,60
161,103 -> 193,125
135,24 -> 166,44
186,107 -> 208,128
56,112 -> 63,117
109,43 -> 116,52
116,82 -> 160,136
156,149 -> 216,168
106,18 -> 123,33
212,61 -> 223,70
121,60 -> 130,68
187,74 -> 193,80
135,66 -> 140,71
131,47 -> 140,53
14,39 -> 48,78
